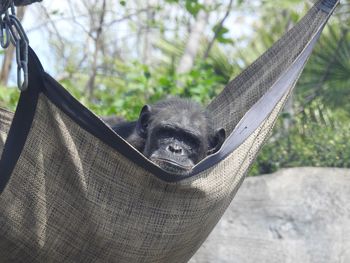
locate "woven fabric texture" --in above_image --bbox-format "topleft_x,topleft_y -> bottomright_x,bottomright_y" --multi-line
0,90 -> 288,262
0,1 -> 336,262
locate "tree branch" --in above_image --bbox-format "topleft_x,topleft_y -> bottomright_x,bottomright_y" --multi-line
85,0 -> 107,100
203,0 -> 234,60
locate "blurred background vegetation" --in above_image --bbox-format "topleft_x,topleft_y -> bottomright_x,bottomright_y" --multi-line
0,0 -> 349,175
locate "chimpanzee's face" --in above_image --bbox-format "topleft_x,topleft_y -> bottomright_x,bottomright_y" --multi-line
144,110 -> 208,175
137,98 -> 225,176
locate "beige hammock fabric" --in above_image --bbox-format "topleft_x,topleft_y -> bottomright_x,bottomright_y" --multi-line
0,1 -> 338,262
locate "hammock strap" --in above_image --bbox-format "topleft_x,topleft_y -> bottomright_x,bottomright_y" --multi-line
320,0 -> 338,12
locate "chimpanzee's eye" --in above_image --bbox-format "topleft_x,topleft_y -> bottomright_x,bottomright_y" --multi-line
157,126 -> 175,138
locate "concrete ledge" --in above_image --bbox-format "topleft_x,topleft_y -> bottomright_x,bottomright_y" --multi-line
191,168 -> 350,263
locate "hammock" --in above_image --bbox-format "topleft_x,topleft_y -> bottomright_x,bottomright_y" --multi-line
0,0 -> 339,262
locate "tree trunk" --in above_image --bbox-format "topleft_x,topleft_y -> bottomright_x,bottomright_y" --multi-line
203,0 -> 234,59
142,0 -> 157,65
176,0 -> 211,74
0,6 -> 26,86
85,0 -> 106,100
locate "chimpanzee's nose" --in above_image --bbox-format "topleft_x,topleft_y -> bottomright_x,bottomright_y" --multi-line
167,144 -> 183,154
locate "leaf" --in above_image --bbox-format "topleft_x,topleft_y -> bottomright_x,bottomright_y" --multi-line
185,0 -> 204,17
144,71 -> 151,79
213,25 -> 233,44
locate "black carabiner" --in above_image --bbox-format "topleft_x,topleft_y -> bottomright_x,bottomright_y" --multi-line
17,60 -> 28,91
16,39 -> 28,91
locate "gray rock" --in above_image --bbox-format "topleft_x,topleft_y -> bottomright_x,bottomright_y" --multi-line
190,168 -> 350,263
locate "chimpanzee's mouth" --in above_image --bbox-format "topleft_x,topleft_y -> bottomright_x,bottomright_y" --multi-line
151,157 -> 193,175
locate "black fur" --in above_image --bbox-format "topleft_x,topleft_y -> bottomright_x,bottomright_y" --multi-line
112,98 -> 225,175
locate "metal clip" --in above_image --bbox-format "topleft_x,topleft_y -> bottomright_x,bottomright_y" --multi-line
15,39 -> 28,91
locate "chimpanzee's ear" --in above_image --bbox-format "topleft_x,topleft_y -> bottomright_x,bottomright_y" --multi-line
136,105 -> 152,137
208,128 -> 226,155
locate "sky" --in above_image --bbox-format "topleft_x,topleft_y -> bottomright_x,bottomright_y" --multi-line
3,0 -> 258,85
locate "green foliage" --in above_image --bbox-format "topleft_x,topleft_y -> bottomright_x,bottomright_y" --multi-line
1,0 -> 349,177
298,26 -> 350,113
260,0 -> 306,11
165,0 -> 205,17
238,0 -> 350,175
250,120 -> 350,176
52,59 -> 225,121
250,102 -> 350,176
212,25 -> 233,44
0,86 -> 19,111
169,62 -> 226,103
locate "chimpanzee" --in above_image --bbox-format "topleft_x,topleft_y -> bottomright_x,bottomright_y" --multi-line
112,98 -> 226,176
